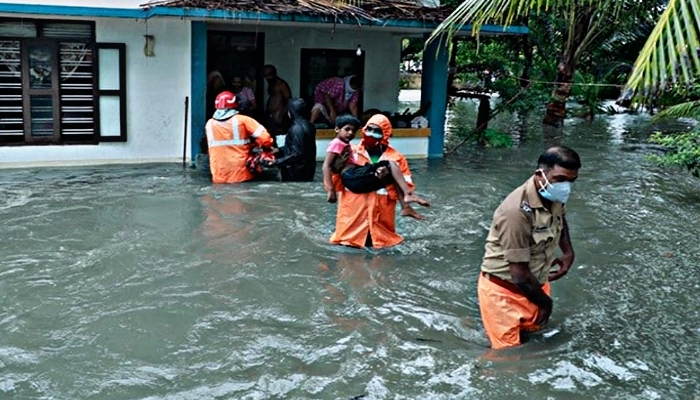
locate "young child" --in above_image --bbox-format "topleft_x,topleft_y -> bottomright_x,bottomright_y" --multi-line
322,115 -> 430,207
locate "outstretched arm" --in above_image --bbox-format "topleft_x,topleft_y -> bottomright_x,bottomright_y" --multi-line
274,127 -> 302,167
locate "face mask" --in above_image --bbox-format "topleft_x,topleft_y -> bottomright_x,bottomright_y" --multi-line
365,127 -> 383,139
537,169 -> 572,203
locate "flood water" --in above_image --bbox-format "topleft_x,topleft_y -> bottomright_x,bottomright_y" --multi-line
1,106 -> 699,399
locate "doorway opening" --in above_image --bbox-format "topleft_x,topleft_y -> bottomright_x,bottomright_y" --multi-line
206,31 -> 265,121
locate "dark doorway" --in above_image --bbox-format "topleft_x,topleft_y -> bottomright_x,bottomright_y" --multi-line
206,31 -> 265,121
299,48 -> 365,116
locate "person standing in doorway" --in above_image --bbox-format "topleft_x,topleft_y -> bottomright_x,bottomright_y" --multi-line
263,64 -> 292,136
310,75 -> 362,124
244,66 -> 257,92
477,146 -> 581,349
231,75 -> 257,115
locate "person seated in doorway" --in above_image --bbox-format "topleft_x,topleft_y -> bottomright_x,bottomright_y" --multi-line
323,114 -> 430,207
272,98 -> 317,182
205,91 -> 274,184
230,75 -> 257,115
310,75 -> 362,125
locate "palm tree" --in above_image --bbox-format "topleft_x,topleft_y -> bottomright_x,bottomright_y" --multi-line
623,0 -> 700,104
428,0 -> 668,127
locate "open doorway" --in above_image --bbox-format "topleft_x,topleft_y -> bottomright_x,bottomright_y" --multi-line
206,31 -> 265,121
299,48 -> 365,126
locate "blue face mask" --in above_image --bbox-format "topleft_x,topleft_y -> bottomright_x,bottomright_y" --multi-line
537,170 -> 572,203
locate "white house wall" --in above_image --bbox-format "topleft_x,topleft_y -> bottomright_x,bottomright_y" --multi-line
0,15 -> 407,167
0,17 -> 192,167
209,23 -> 402,113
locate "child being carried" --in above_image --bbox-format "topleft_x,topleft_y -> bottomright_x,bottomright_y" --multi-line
322,114 -> 430,207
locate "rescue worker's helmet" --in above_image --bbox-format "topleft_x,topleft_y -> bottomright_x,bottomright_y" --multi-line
215,91 -> 238,109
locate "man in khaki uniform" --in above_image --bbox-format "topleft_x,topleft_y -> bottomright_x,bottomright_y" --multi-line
478,146 -> 581,349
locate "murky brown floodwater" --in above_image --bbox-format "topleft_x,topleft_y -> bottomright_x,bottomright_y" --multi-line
1,103 -> 699,399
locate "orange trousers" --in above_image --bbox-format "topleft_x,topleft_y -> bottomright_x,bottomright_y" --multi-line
477,273 -> 551,349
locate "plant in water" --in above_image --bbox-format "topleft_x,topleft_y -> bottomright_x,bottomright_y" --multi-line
648,131 -> 700,178
482,128 -> 514,148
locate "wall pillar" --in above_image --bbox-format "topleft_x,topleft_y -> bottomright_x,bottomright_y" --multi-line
190,21 -> 207,164
421,34 -> 449,158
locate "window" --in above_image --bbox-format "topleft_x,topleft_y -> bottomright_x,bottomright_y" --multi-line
0,19 -> 126,145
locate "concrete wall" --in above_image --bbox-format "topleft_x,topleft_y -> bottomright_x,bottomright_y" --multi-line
0,16 -> 192,167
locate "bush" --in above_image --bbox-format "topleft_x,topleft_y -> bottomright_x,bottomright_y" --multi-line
648,131 -> 700,178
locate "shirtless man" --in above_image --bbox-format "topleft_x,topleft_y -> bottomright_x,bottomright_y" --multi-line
263,64 -> 292,136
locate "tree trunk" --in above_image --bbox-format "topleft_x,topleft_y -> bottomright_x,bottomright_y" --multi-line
520,18 -> 532,88
542,10 -> 593,127
542,61 -> 575,127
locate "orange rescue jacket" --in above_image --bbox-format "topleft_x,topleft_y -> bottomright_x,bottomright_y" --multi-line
329,115 -> 416,248
205,114 -> 273,184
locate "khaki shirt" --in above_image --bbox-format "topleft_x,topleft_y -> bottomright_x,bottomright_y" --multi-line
481,177 -> 565,284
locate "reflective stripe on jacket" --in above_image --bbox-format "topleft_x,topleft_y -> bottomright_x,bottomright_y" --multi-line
205,115 -> 273,183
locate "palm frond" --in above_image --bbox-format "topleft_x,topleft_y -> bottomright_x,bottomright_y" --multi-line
624,0 -> 700,100
652,100 -> 700,121
427,0 -> 618,43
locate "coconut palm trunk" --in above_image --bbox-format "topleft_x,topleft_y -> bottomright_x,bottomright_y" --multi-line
542,10 -> 592,127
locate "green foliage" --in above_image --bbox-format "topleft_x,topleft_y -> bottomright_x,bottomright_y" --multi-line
452,36 -> 550,113
449,103 -> 513,148
483,128 -> 514,148
653,99 -> 700,121
654,80 -> 700,109
401,38 -> 423,62
624,0 -> 700,103
648,131 -> 700,178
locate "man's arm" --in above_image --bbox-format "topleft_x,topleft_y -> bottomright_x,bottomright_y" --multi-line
496,207 -> 552,325
510,262 -> 552,325
274,127 -> 302,167
279,82 -> 291,108
549,215 -> 574,281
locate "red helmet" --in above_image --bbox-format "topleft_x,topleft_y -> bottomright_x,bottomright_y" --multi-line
215,91 -> 238,109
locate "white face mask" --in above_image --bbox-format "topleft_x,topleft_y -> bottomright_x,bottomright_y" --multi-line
537,169 -> 572,203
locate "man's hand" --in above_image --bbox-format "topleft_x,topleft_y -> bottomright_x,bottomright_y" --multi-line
327,191 -> 337,203
548,252 -> 574,281
535,302 -> 553,326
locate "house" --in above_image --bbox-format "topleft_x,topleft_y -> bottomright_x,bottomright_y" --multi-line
0,0 -> 527,168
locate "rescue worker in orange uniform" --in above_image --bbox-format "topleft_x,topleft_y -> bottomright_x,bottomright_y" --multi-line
205,91 -> 274,184
478,146 -> 581,349
328,114 -> 425,249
